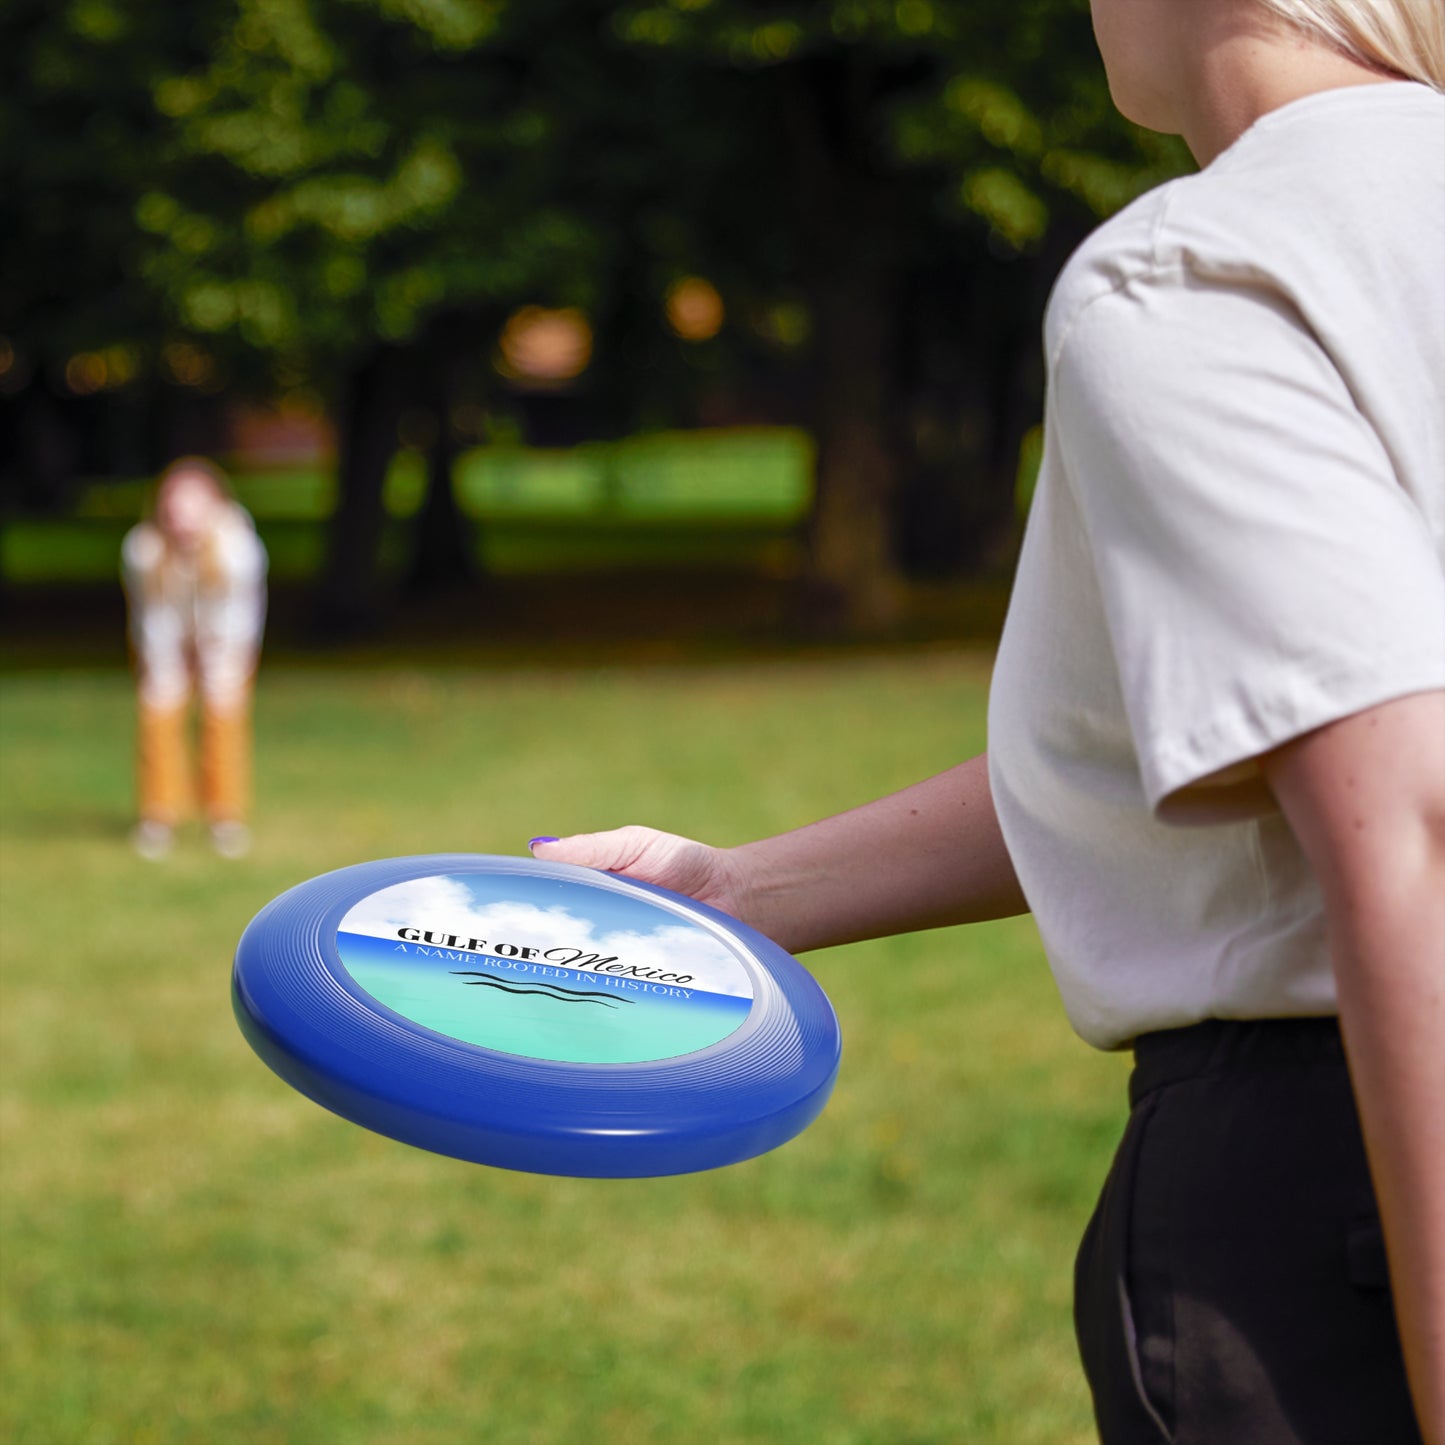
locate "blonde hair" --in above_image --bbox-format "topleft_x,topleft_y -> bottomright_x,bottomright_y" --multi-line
155,455 -> 234,506
149,456 -> 238,594
1258,0 -> 1445,90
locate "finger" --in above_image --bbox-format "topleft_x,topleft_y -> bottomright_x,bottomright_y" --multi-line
529,827 -> 652,873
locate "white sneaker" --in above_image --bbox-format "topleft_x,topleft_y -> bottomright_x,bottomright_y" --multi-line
210,821 -> 252,859
132,820 -> 174,861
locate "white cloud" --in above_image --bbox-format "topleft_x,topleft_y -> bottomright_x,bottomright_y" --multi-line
339,876 -> 752,997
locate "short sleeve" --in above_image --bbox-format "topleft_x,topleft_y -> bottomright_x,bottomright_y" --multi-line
1053,273 -> 1445,824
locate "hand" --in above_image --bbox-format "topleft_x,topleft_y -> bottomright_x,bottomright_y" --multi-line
530,827 -> 755,923
527,756 -> 1027,957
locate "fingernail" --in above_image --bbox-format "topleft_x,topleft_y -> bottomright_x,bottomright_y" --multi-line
528,836 -> 559,850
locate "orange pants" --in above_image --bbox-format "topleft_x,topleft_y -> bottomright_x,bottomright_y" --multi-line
137,692 -> 252,826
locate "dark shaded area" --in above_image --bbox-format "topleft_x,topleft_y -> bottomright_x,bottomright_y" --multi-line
0,571 -> 1012,674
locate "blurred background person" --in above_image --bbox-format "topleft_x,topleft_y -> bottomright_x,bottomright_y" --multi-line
121,457 -> 267,860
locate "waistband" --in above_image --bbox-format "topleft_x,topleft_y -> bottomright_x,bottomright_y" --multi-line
1129,1016 -> 1344,1108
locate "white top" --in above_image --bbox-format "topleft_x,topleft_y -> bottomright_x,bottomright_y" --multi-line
122,502 -> 268,709
988,82 -> 1445,1050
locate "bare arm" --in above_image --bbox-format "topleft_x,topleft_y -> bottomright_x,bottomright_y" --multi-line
532,751 -> 1028,954
1262,690 -> 1445,1445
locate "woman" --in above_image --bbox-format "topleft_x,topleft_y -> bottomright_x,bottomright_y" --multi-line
122,457 -> 268,860
530,2 -> 1444,1440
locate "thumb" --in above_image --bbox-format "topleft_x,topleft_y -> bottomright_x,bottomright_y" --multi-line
528,827 -> 654,873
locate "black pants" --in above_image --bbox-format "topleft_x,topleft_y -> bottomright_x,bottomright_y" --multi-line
1074,1018 -> 1422,1445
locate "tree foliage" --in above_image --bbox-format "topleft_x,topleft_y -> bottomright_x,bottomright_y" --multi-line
2,0 -> 1191,628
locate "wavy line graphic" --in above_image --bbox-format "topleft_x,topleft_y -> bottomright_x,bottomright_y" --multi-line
448,971 -> 631,1008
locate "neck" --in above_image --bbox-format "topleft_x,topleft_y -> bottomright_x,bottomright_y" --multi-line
1176,9 -> 1401,166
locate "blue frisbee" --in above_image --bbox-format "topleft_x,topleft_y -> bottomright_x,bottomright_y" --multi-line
232,854 -> 840,1177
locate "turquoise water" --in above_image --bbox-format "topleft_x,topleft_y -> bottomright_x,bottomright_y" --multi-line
336,932 -> 753,1064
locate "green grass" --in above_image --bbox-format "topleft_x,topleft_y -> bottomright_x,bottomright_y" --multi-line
0,655 -> 1127,1444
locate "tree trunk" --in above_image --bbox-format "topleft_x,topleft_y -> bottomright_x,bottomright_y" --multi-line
404,351 -> 475,596
6,381 -> 80,513
314,345 -> 404,641
402,308 -> 500,592
804,270 -> 905,633
780,58 -> 907,636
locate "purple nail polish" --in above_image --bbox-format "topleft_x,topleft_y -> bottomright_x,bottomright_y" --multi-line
528,836 -> 559,849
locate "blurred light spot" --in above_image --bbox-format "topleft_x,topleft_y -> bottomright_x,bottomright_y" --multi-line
135,191 -> 180,234
64,353 -> 109,396
181,282 -> 235,333
64,345 -> 138,395
369,0 -> 500,50
666,277 -> 725,342
1015,423 -> 1045,523
153,76 -> 208,118
323,253 -> 366,298
945,79 -> 1042,157
280,388 -> 324,420
961,168 -> 1048,250
101,344 -> 139,388
236,17 -> 266,51
754,301 -> 811,350
503,109 -> 548,147
749,21 -> 800,60
451,402 -> 488,440
618,9 -> 679,44
173,215 -> 217,255
69,0 -> 127,43
394,137 -> 461,212
0,338 -> 31,395
161,341 -> 217,389
895,0 -> 933,35
383,447 -> 426,517
495,307 -> 593,385
1041,149 -> 1139,218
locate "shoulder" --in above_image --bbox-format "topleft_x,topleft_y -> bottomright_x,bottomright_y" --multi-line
1045,83 -> 1445,369
1043,154 -> 1297,365
1043,181 -> 1182,364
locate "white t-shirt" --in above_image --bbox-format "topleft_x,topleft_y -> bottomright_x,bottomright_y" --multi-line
122,502 -> 268,709
988,82 -> 1445,1051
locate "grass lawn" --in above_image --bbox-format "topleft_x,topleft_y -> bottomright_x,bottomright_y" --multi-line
0,653 -> 1127,1445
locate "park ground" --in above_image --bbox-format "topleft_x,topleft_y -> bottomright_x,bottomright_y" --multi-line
0,646 -> 1128,1445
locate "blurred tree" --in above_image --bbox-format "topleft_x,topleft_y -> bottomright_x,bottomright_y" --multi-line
607,0 -> 1191,626
3,0 -> 1189,633
124,0 -> 612,632
0,0 -> 213,509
